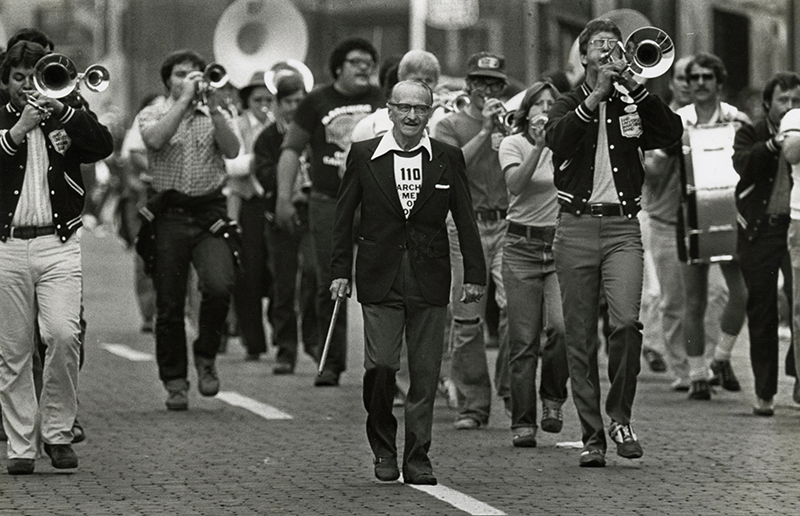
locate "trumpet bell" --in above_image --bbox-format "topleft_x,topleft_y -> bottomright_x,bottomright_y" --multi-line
34,53 -> 78,99
205,63 -> 229,89
83,64 -> 110,93
625,26 -> 674,79
263,59 -> 314,96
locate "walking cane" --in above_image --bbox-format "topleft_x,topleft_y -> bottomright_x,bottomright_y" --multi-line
318,296 -> 343,376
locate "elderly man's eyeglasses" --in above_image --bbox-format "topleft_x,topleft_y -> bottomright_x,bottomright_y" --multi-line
344,57 -> 375,69
688,73 -> 715,82
589,38 -> 619,50
388,103 -> 432,116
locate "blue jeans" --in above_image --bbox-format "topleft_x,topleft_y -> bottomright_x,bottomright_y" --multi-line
154,211 -> 235,383
554,212 -> 643,452
447,216 -> 508,425
265,216 -> 318,366
502,226 -> 568,431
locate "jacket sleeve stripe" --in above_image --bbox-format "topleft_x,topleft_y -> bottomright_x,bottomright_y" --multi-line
0,131 -> 18,155
59,105 -> 75,124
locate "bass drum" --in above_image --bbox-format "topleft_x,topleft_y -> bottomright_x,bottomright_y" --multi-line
213,0 -> 309,89
678,123 -> 739,264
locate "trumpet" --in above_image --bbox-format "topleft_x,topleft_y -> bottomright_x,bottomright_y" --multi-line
32,53 -> 110,99
600,26 -> 674,94
197,63 -> 229,105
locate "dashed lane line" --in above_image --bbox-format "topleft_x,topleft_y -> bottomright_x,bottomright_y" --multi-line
100,343 -> 155,362
402,477 -> 507,515
215,391 -> 293,420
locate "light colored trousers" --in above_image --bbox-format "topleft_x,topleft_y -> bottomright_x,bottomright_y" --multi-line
786,220 -> 800,378
0,233 -> 82,459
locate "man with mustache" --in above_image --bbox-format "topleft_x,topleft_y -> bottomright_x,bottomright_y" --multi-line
675,53 -> 750,400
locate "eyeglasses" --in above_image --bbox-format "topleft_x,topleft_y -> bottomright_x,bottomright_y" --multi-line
388,103 -> 432,116
589,38 -> 619,50
688,73 -> 715,82
344,57 -> 375,69
472,80 -> 505,94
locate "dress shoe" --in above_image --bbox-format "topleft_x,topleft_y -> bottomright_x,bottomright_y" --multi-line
710,359 -> 741,391
688,379 -> 711,400
608,421 -> 643,459
512,427 -> 537,448
314,370 -> 340,387
453,417 -> 480,430
373,457 -> 400,481
273,362 -> 294,375
195,356 -> 220,396
753,397 -> 774,417
165,378 -> 189,411
643,348 -> 667,372
578,448 -> 606,468
43,443 -> 78,469
7,458 -> 35,475
71,419 -> 85,444
404,473 -> 437,485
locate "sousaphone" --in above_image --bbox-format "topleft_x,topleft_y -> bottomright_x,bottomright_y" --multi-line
213,0 -> 309,89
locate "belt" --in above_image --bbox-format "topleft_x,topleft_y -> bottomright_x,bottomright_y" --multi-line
9,225 -> 56,239
507,222 -> 555,241
475,209 -> 507,222
766,214 -> 790,227
587,203 -> 624,217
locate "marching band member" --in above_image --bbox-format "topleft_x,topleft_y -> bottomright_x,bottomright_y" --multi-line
0,41 -> 113,474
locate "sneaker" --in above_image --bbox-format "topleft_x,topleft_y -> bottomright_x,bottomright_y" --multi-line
540,406 -> 563,433
195,357 -> 220,396
512,427 -> 537,448
453,417 -> 481,430
578,448 -> 606,468
643,348 -> 667,372
710,359 -> 741,392
753,397 -> 775,417
608,421 -> 643,459
688,379 -> 711,400
165,379 -> 189,410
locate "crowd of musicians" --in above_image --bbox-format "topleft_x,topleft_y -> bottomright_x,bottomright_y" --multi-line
1,16 -> 799,481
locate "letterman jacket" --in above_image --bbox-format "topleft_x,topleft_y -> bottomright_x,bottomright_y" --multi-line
0,102 -> 114,242
545,83 -> 683,218
732,117 -> 784,241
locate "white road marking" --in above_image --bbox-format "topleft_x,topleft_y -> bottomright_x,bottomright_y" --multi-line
215,391 -> 293,420
101,343 -> 154,362
400,476 -> 506,515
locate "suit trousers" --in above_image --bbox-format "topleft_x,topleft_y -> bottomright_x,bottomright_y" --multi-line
554,212 -> 643,452
309,194 -> 347,375
787,220 -> 800,379
739,224 -> 794,400
0,233 -> 82,459
362,251 -> 446,479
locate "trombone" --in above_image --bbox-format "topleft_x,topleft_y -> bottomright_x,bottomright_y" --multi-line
27,53 -> 110,115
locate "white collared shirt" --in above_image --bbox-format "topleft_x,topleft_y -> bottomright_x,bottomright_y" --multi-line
372,131 -> 433,218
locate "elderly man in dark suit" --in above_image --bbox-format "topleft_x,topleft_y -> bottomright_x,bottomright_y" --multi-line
330,80 -> 486,485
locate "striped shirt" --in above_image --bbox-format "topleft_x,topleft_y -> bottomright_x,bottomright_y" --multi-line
139,97 -> 229,196
11,127 -> 53,226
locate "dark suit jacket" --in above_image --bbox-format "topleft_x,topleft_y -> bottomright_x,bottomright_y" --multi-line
331,136 -> 486,306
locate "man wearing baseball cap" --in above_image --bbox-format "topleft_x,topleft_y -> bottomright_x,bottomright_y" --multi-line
433,52 -> 511,431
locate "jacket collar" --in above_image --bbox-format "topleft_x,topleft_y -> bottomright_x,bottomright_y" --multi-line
371,129 -> 432,161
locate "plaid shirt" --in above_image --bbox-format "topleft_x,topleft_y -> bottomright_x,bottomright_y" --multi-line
139,97 -> 228,196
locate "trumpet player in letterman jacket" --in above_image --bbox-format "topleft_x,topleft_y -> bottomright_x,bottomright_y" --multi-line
0,41 -> 113,474
545,18 -> 683,468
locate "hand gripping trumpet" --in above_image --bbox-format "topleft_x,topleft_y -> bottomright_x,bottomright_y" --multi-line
599,26 -> 675,94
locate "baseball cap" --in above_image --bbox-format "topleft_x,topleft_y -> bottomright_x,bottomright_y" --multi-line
466,52 -> 507,81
